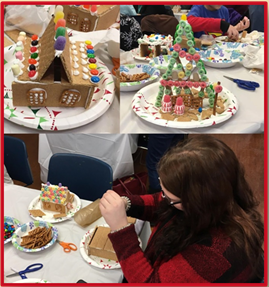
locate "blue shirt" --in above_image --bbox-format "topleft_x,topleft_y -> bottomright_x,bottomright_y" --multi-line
188,5 -> 230,38
120,5 -> 137,16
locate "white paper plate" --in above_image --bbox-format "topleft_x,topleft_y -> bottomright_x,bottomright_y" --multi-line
12,221 -> 58,252
212,42 -> 248,53
4,216 -> 22,244
131,48 -> 151,61
199,49 -> 244,68
80,224 -> 121,269
4,46 -> 115,131
215,32 -> 264,46
132,82 -> 238,129
28,193 -> 81,223
14,279 -> 50,283
120,64 -> 160,92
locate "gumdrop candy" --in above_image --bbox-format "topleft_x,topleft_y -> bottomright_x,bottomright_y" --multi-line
54,11 -> 64,24
55,27 -> 66,39
54,36 -> 66,51
55,19 -> 66,31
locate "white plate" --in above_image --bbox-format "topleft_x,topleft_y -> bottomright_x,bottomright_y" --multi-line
120,64 -> 160,92
12,221 -> 58,252
28,193 -> 81,223
132,82 -> 238,129
199,49 -> 244,68
4,46 -> 115,131
80,224 -> 121,269
14,279 -> 50,283
4,216 -> 22,244
215,32 -> 264,46
131,48 -> 151,61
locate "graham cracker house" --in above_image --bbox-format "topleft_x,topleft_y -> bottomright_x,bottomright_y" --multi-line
63,5 -> 120,32
12,15 -> 99,109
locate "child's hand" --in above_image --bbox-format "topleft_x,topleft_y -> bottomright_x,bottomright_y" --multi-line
227,25 -> 239,41
235,17 -> 250,31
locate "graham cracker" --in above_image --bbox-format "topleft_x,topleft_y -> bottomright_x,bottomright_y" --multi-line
29,209 -> 46,217
53,213 -> 67,218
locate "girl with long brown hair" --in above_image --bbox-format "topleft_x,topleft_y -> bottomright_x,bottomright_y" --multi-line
99,135 -> 264,283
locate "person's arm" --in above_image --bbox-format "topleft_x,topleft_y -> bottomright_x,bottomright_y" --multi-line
187,15 -> 223,33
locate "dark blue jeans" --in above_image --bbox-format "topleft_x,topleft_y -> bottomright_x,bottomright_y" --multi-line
146,134 -> 185,193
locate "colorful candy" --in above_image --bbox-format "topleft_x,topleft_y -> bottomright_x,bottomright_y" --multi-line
162,95 -> 172,113
54,36 -> 66,50
174,97 -> 185,115
4,223 -> 15,240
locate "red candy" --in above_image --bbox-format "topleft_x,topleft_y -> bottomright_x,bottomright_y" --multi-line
88,58 -> 96,63
31,35 -> 38,41
29,70 -> 36,78
90,69 -> 98,75
163,95 -> 171,103
87,44 -> 94,50
28,59 -> 37,65
30,47 -> 37,53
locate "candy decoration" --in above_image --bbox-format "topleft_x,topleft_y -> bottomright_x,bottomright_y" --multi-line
178,71 -> 185,79
55,19 -> 66,30
87,49 -> 95,54
85,40 -> 92,45
174,97 -> 185,115
185,53 -> 192,61
15,51 -> 23,61
162,95 -> 172,113
90,69 -> 98,75
55,27 -> 66,39
173,43 -> 181,52
198,107 -> 202,113
214,85 -> 223,93
29,70 -> 37,80
11,64 -> 21,76
186,81 -> 193,88
179,50 -> 186,58
200,82 -> 207,89
4,223 -> 15,240
30,47 -> 37,53
31,40 -> 38,46
88,63 -> 97,70
91,4 -> 97,12
90,76 -> 100,83
31,35 -> 39,41
30,53 -> 38,59
87,54 -> 95,58
86,44 -> 94,50
28,59 -> 37,65
83,5 -> 90,9
186,63 -> 193,70
54,36 -> 66,51
54,11 -> 64,24
193,53 -> 200,62
54,5 -> 63,14
29,64 -> 36,71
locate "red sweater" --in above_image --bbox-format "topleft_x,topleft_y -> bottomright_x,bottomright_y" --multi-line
109,192 -> 255,283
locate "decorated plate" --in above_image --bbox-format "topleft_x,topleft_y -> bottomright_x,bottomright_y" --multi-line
4,45 -> 115,131
131,48 -> 151,61
14,279 -> 50,283
4,216 -> 22,244
80,224 -> 121,270
28,193 -> 81,223
215,31 -> 264,46
120,64 -> 160,92
12,221 -> 58,252
212,42 -> 248,53
199,49 -> 244,68
132,82 -> 238,129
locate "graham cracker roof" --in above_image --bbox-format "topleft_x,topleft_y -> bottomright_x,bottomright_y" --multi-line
37,17 -> 72,83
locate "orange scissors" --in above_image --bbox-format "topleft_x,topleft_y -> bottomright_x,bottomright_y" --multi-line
56,239 -> 77,253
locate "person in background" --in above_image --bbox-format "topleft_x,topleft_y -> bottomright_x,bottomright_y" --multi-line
99,135 -> 264,283
249,5 -> 264,32
146,134 -> 184,194
120,5 -> 137,16
139,5 -> 171,16
187,5 -> 250,40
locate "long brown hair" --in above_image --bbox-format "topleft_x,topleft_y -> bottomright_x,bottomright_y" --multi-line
156,135 -> 264,277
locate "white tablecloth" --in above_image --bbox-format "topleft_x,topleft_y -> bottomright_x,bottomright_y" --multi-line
38,134 -> 139,183
4,184 -> 151,284
120,55 -> 264,133
4,29 -> 120,134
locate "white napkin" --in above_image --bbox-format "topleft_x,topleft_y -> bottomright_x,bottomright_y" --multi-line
120,51 -> 134,65
242,45 -> 264,70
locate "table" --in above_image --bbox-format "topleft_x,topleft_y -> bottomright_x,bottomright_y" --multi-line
38,134 -> 139,182
4,183 -> 151,283
4,29 -> 120,134
120,54 -> 264,134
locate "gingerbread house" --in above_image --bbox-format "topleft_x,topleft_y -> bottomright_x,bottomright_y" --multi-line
40,183 -> 74,214
155,15 -> 224,122
11,12 -> 100,109
63,5 -> 120,32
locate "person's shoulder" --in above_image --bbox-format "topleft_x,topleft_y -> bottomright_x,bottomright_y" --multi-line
188,5 -> 204,16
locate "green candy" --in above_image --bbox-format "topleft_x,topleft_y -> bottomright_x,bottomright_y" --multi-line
186,32 -> 193,39
15,46 -> 22,52
179,20 -> 186,27
172,52 -> 178,59
185,70 -> 191,77
187,40 -> 194,47
165,89 -> 171,95
198,69 -> 205,76
155,101 -> 161,107
175,36 -> 182,43
163,74 -> 168,80
209,98 -> 215,104
201,75 -> 208,81
31,53 -> 38,59
55,27 -> 66,39
166,70 -> 172,76
87,54 -> 95,58
175,88 -> 181,94
177,28 -> 184,35
184,24 -> 192,33
184,88 -> 191,94
208,92 -> 215,99
177,64 -> 183,70
197,61 -> 204,68
159,85 -> 164,91
168,64 -> 173,70
198,91 -> 204,97
174,31 -> 178,38
188,47 -> 196,55
206,86 -> 212,93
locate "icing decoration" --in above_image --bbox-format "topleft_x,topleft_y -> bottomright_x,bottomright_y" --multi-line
81,53 -> 87,58
73,70 -> 79,76
54,36 -> 66,51
82,73 -> 89,80
73,56 -> 79,62
73,62 -> 79,69
82,67 -> 88,73
81,59 -> 87,65
79,48 -> 85,52
70,39 -> 76,45
71,44 -> 77,50
72,50 -> 78,55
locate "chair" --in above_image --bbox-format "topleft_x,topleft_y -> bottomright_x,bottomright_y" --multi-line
141,14 -> 179,36
4,135 -> 33,186
47,153 -> 113,201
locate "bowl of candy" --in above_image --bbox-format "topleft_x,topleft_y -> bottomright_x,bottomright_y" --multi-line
4,216 -> 21,244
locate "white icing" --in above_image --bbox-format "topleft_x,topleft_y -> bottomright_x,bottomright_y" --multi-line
81,59 -> 87,65
30,44 -> 40,48
70,39 -> 76,45
28,88 -> 47,105
30,49 -> 39,54
72,50 -> 78,55
73,62 -> 79,69
82,67 -> 88,73
81,53 -> 87,59
27,66 -> 38,72
79,47 -> 85,52
29,56 -> 40,61
79,43 -> 84,48
82,73 -> 89,80
71,44 -> 77,50
73,56 -> 79,62
93,18 -> 99,31
73,70 -> 80,76
13,59 -> 24,69
55,50 -> 63,57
